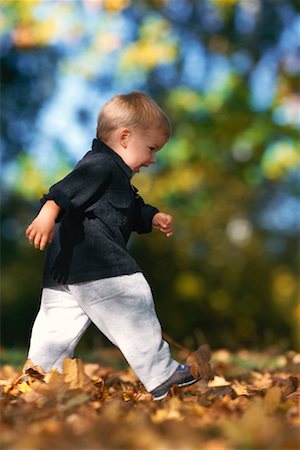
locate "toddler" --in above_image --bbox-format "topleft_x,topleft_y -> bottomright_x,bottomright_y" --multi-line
25,91 -> 202,400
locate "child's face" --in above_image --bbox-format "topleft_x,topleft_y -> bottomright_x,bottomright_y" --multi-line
123,126 -> 168,174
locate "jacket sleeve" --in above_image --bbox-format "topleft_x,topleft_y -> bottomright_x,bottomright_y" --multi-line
132,186 -> 159,234
40,154 -> 112,220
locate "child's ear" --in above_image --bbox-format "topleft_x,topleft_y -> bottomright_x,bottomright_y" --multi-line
120,128 -> 131,148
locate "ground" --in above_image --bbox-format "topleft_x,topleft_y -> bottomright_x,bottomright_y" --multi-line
0,347 -> 299,450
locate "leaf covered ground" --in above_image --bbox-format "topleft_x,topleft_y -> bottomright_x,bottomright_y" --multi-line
0,348 -> 299,450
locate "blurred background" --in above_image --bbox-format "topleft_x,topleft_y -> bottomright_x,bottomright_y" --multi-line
1,0 -> 300,363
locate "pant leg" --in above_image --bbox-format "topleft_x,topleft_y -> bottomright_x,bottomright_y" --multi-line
28,286 -> 91,372
69,273 -> 178,392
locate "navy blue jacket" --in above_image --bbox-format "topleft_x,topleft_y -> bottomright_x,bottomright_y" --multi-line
41,139 -> 158,287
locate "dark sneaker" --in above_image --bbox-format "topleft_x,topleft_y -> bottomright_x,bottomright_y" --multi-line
150,364 -> 198,400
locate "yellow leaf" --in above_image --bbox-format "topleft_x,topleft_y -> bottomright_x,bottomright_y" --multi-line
18,381 -> 32,394
44,368 -> 64,385
151,407 -> 183,423
208,375 -> 231,387
264,386 -> 282,413
63,358 -> 85,389
232,380 -> 250,396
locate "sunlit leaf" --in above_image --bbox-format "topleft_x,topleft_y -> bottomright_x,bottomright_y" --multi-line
63,357 -> 86,390
186,344 -> 214,381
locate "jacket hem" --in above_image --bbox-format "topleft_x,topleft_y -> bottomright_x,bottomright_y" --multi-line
42,268 -> 142,288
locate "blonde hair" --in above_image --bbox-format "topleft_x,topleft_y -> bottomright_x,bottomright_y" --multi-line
96,91 -> 171,141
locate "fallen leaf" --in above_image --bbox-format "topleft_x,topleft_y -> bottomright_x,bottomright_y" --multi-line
263,386 -> 282,413
58,392 -> 90,412
151,399 -> 183,423
186,344 -> 214,381
0,365 -> 19,380
201,438 -> 232,450
26,367 -> 45,382
203,385 -> 233,402
122,385 -> 138,402
63,358 -> 86,389
18,381 -> 32,394
208,375 -> 231,387
250,371 -> 273,390
282,376 -> 299,398
231,380 -> 250,396
1,349 -> 299,450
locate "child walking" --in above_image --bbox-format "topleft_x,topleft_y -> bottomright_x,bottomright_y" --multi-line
25,92 -> 203,400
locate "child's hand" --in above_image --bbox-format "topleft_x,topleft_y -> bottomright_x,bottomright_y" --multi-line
25,200 -> 60,250
25,215 -> 55,251
152,212 -> 173,237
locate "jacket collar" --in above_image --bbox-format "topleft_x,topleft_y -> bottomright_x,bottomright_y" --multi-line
92,138 -> 133,179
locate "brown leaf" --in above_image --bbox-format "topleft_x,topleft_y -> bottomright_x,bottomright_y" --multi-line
41,368 -> 70,400
282,376 -> 299,398
201,439 -> 232,450
3,372 -> 29,396
223,400 -> 282,448
58,392 -> 90,412
250,371 -> 273,390
63,358 -> 86,389
186,344 -> 214,381
0,365 -> 20,380
1,351 -> 299,450
22,389 -> 47,406
26,367 -> 45,382
208,375 -> 231,387
121,385 -> 138,402
231,380 -> 250,396
263,386 -> 282,413
151,398 -> 183,423
203,385 -> 233,402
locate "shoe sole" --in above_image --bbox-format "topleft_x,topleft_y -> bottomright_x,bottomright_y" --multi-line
153,377 -> 198,401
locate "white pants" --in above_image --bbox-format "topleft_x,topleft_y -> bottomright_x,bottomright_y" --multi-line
28,272 -> 178,392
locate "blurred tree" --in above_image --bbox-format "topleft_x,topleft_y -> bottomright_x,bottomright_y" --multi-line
1,0 -> 299,353
1,47 -> 61,161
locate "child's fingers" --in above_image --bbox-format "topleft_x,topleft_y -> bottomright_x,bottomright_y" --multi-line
152,213 -> 173,236
25,224 -> 33,237
27,229 -> 36,244
160,218 -> 171,227
156,218 -> 165,228
160,225 -> 173,237
159,220 -> 171,231
39,235 -> 48,251
164,216 -> 172,226
160,226 -> 172,233
34,233 -> 41,249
